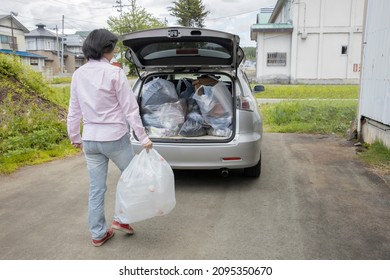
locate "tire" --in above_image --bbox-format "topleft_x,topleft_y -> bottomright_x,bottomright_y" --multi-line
244,154 -> 261,178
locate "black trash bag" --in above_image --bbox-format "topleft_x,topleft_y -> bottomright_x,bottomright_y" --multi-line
179,112 -> 207,137
176,78 -> 195,100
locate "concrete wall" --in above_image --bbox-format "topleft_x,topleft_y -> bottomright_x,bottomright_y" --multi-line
255,32 -> 292,83
292,0 -> 364,84
358,0 -> 390,148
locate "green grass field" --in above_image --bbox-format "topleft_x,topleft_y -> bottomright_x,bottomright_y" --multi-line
255,84 -> 359,99
256,84 -> 359,135
261,100 -> 358,135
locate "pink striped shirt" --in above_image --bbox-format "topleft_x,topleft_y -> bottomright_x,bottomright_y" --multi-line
67,58 -> 149,145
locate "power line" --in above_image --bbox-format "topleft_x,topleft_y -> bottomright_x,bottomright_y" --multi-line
49,0 -> 112,10
113,0 -> 131,15
207,9 -> 260,21
14,13 -> 109,28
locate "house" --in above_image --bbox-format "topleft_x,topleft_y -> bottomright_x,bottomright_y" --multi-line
62,33 -> 86,71
0,14 -> 46,72
251,0 -> 365,84
25,24 -> 87,77
25,23 -> 61,77
358,0 -> 390,148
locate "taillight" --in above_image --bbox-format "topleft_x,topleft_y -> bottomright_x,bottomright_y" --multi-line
238,96 -> 254,111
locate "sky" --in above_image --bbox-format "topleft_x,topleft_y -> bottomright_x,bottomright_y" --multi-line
1,0 -> 277,47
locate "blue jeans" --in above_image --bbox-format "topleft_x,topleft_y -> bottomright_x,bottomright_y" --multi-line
83,133 -> 134,240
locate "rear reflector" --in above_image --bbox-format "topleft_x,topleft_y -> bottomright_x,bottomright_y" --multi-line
222,157 -> 242,161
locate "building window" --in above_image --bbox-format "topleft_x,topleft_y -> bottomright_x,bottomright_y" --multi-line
267,52 -> 287,66
46,41 -> 52,50
1,35 -> 17,50
341,45 -> 348,55
0,35 -> 8,43
30,58 -> 38,66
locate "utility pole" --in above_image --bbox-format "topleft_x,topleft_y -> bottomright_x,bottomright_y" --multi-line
10,11 -> 18,55
56,25 -> 60,73
61,15 -> 64,74
113,0 -> 123,16
113,0 -> 130,62
113,0 -> 129,36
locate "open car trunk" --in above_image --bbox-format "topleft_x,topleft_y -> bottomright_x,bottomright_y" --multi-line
134,72 -> 235,143
122,27 -> 243,144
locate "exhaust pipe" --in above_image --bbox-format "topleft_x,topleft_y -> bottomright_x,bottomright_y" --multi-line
221,168 -> 229,178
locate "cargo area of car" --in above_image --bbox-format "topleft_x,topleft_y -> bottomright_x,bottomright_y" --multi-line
135,73 -> 235,142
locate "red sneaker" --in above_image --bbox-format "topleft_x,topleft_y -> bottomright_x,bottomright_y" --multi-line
112,220 -> 135,235
91,228 -> 115,247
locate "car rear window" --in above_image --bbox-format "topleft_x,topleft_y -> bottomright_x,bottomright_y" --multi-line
140,42 -> 231,62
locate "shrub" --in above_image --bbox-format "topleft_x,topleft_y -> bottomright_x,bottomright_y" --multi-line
0,54 -> 77,174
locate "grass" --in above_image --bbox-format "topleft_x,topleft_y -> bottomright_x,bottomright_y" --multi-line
256,84 -> 359,135
49,86 -> 71,109
0,140 -> 78,174
261,100 -> 358,135
358,141 -> 390,174
255,84 -> 359,99
0,54 -> 78,174
46,76 -> 72,84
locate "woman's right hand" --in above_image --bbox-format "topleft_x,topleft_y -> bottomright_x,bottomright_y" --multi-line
143,140 -> 153,150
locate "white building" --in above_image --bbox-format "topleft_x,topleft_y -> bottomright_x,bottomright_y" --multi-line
0,15 -> 46,72
358,0 -> 390,148
251,0 -> 365,84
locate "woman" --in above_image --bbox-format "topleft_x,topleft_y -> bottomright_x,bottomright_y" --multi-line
67,29 -> 153,247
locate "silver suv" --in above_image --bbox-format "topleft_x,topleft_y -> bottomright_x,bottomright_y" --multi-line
123,27 -> 263,177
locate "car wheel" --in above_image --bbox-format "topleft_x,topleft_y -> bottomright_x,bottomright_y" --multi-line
244,154 -> 261,177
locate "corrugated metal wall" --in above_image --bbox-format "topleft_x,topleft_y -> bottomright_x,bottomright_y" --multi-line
358,0 -> 390,126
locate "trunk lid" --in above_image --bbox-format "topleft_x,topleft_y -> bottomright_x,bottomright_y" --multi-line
122,27 -> 244,78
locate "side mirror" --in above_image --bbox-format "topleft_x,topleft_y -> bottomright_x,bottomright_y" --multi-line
253,85 -> 265,92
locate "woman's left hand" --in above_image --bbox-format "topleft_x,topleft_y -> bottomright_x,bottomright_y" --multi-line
143,140 -> 153,151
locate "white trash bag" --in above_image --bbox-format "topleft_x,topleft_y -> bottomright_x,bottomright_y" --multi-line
115,149 -> 176,223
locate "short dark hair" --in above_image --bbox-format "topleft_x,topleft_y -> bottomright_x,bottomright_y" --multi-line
82,29 -> 118,60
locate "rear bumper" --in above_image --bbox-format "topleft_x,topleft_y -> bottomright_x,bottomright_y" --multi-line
131,132 -> 262,170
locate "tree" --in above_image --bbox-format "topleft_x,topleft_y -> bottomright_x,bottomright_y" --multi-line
168,0 -> 210,28
242,47 -> 256,61
107,0 -> 166,74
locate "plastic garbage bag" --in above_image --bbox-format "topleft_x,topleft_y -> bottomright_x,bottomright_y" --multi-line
192,82 -> 233,135
207,126 -> 232,137
179,112 -> 207,137
141,78 -> 178,107
145,126 -> 180,137
176,78 -> 195,100
142,99 -> 187,135
193,82 -> 233,116
115,149 -> 176,224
